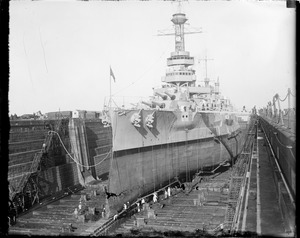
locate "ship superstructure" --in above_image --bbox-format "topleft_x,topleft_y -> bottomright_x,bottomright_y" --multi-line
141,10 -> 232,114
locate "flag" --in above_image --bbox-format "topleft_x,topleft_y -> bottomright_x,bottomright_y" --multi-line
110,66 -> 115,82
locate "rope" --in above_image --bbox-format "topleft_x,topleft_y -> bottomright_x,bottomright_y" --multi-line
273,132 -> 295,161
290,91 -> 295,97
279,92 -> 288,102
151,145 -> 155,192
273,132 -> 293,149
110,114 -> 122,192
167,142 -> 170,185
48,130 -> 111,168
185,133 -> 188,182
288,146 -> 296,161
160,144 -> 163,187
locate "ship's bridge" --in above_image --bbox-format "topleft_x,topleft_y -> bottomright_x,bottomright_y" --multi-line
167,51 -> 194,66
162,72 -> 196,84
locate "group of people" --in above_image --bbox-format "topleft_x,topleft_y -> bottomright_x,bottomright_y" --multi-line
135,186 -> 173,212
111,186 -> 176,223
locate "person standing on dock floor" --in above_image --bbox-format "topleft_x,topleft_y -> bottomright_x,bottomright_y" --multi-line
164,189 -> 168,199
141,198 -> 145,210
167,187 -> 171,197
137,202 -> 141,212
74,207 -> 78,219
153,192 -> 158,203
101,207 -> 106,218
198,191 -> 206,206
42,143 -> 46,152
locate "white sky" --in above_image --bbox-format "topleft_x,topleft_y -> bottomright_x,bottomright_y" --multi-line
9,0 -> 296,115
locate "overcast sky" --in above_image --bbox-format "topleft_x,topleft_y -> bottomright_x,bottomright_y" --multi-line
9,0 -> 295,115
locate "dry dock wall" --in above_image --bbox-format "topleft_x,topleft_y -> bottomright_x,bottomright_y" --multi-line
9,118 -> 112,204
259,117 -> 295,199
9,119 -> 79,202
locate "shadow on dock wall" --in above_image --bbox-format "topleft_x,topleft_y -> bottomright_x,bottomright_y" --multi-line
37,162 -> 79,199
84,120 -> 112,180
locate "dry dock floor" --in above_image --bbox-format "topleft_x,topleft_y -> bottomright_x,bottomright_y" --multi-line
8,182 -> 110,236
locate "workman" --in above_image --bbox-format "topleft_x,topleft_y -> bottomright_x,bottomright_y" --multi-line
42,143 -> 46,152
141,198 -> 145,210
101,207 -> 106,218
137,202 -> 141,212
74,207 -> 78,219
167,187 -> 171,197
153,192 -> 158,203
164,189 -> 168,199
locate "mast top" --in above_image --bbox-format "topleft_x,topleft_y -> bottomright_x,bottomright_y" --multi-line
171,13 -> 187,25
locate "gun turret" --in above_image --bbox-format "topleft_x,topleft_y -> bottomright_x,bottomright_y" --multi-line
155,92 -> 168,100
152,101 -> 165,109
142,100 -> 165,109
165,91 -> 176,100
142,101 -> 154,108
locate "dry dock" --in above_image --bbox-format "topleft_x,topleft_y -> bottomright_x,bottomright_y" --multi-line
8,116 -> 295,236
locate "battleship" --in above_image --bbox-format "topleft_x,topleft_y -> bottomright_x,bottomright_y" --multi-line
103,7 -> 252,202
7,2 -> 295,237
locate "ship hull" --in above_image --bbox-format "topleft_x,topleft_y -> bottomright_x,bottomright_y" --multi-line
108,109 -> 251,200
